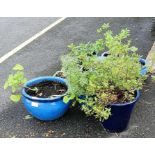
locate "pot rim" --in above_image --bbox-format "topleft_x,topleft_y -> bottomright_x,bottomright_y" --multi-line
108,90 -> 140,106
22,76 -> 68,102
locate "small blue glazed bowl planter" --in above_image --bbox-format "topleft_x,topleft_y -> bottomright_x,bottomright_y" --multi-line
100,52 -> 148,76
22,76 -> 71,121
102,90 -> 140,132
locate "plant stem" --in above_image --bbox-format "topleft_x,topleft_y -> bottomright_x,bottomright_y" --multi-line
24,86 -> 38,92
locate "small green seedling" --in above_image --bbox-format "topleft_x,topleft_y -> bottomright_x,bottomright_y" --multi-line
4,64 -> 27,103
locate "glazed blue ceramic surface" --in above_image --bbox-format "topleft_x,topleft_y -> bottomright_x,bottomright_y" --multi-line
100,52 -> 148,75
22,76 -> 71,121
101,90 -> 140,132
139,58 -> 148,75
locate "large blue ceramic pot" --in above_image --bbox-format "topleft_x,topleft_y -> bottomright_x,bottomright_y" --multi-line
22,76 -> 71,121
101,90 -> 140,132
100,52 -> 148,76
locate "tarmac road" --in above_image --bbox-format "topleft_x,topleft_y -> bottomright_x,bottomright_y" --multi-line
0,17 -> 59,57
0,17 -> 154,138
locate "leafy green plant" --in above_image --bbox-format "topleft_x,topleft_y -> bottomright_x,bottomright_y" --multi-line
4,64 -> 65,103
61,23 -> 147,121
4,64 -> 27,103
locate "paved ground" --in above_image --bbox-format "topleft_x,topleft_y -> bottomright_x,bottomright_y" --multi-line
0,17 -> 155,138
0,17 -> 59,57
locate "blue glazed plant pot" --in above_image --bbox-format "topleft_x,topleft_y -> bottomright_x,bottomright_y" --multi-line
139,58 -> 148,75
22,76 -> 71,121
101,90 -> 140,132
100,52 -> 148,75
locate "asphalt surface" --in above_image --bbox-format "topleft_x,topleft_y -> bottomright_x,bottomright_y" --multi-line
0,17 -> 155,138
0,17 -> 59,57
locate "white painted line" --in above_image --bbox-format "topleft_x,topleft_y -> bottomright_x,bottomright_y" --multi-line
0,17 -> 67,64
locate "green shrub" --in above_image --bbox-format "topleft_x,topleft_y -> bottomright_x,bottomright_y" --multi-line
61,23 -> 147,121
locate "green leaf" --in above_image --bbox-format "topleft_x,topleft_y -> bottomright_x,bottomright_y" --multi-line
130,46 -> 138,52
4,81 -> 9,90
63,96 -> 70,103
10,94 -> 21,103
13,64 -> 24,71
101,23 -> 110,30
63,94 -> 75,103
78,98 -> 85,104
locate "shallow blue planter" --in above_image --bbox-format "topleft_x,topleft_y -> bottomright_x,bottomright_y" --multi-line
22,76 -> 71,121
100,52 -> 148,75
101,90 -> 140,132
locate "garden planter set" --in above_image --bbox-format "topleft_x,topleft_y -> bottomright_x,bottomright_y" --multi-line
5,23 -> 149,133
20,53 -> 147,132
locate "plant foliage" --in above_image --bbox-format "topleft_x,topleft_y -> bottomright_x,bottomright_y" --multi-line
61,23 -> 147,121
4,64 -> 27,103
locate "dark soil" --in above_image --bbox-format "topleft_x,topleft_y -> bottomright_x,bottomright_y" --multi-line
111,90 -> 137,104
25,81 -> 68,98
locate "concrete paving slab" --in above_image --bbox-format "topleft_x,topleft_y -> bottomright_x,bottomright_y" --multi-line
146,42 -> 155,73
0,17 -> 155,138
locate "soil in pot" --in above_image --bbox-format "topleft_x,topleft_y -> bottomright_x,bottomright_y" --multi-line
102,89 -> 136,105
25,80 -> 67,98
